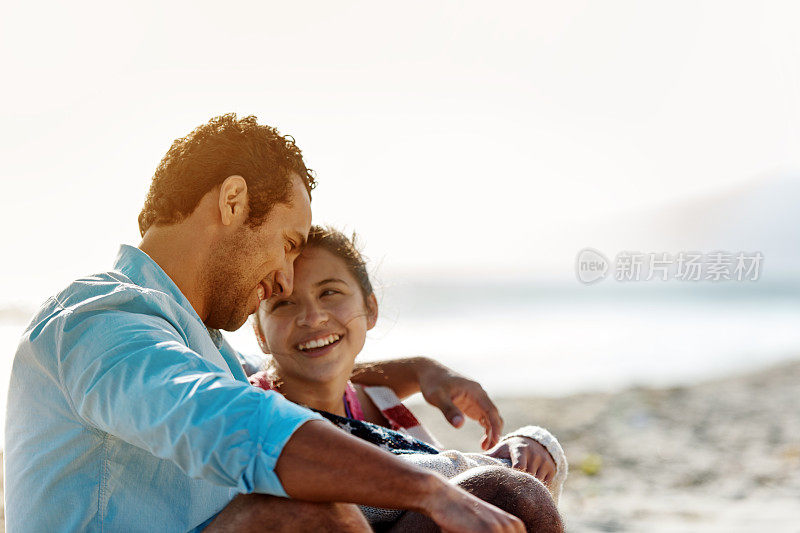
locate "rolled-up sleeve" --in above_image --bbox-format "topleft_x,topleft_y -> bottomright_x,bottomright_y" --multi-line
57,310 -> 322,497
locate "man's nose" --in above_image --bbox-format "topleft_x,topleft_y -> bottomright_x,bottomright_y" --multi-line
273,269 -> 294,298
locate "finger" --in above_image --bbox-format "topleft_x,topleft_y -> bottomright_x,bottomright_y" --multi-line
429,390 -> 466,428
538,468 -> 553,486
485,441 -> 504,458
530,455 -> 544,479
474,413 -> 498,451
479,416 -> 495,450
547,461 -> 557,479
511,447 -> 528,473
543,469 -> 555,487
544,461 -> 558,483
470,387 -> 504,442
536,460 -> 551,481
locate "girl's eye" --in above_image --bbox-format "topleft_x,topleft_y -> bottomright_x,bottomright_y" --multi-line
270,300 -> 293,311
321,289 -> 340,297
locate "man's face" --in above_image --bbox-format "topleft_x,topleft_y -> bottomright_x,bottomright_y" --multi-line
202,175 -> 312,331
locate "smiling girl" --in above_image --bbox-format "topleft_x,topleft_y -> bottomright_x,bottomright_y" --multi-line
250,226 -> 568,514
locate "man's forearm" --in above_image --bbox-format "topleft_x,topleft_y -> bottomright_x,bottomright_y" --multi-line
275,420 -> 445,512
350,357 -> 431,399
275,420 -> 525,532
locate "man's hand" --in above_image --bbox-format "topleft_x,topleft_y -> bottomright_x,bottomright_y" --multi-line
423,479 -> 525,533
487,436 -> 556,486
417,358 -> 504,450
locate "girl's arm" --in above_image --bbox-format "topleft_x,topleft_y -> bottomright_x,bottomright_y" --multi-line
358,383 -> 568,505
350,356 -> 504,449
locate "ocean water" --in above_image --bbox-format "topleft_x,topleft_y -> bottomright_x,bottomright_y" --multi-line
225,281 -> 800,396
1,282 -> 798,443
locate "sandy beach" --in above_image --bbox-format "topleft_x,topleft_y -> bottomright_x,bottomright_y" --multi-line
410,359 -> 800,532
1,360 -> 798,532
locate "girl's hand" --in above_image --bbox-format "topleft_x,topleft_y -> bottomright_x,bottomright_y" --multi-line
417,359 -> 504,449
487,436 -> 556,486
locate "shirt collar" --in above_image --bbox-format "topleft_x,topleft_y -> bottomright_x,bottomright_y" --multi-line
113,244 -> 210,333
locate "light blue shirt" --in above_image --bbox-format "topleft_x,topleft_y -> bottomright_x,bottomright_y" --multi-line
4,245 -> 322,532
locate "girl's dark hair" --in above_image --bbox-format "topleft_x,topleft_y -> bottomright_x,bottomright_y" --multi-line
305,225 -> 373,303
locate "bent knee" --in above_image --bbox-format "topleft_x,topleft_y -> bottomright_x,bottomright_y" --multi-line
453,466 -> 563,533
207,495 -> 369,533
322,502 -> 371,531
276,501 -> 369,532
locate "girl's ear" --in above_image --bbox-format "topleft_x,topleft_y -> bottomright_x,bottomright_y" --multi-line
366,293 -> 379,330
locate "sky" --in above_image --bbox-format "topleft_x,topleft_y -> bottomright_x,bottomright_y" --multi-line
2,0 -> 800,309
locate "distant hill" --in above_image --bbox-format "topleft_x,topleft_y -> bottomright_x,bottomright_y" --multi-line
580,174 -> 800,281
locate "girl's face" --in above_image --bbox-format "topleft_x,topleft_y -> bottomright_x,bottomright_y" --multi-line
256,246 -> 377,386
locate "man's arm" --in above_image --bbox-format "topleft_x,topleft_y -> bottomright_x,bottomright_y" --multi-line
351,357 -> 505,449
276,419 -> 525,533
59,312 -> 522,532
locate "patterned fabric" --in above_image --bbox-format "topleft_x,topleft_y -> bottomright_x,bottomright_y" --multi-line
361,385 -> 442,447
382,404 -> 422,430
248,372 -> 439,454
312,409 -> 440,455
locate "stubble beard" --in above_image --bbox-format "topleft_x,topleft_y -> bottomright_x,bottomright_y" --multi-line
201,229 -> 256,331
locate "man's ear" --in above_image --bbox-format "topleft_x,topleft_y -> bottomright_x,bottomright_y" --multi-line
218,175 -> 248,226
366,293 -> 379,330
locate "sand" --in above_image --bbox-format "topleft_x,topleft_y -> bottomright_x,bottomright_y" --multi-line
1,361 -> 798,532
409,359 -> 800,532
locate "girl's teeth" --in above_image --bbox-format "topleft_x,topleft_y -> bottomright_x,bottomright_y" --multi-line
298,334 -> 340,351
257,285 -> 265,300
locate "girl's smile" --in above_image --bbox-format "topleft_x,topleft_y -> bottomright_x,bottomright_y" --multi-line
257,246 -> 377,387
295,333 -> 344,358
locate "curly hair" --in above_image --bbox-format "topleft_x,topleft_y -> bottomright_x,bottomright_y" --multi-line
138,113 -> 316,236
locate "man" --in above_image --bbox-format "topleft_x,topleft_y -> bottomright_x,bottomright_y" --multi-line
4,115 -> 555,532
